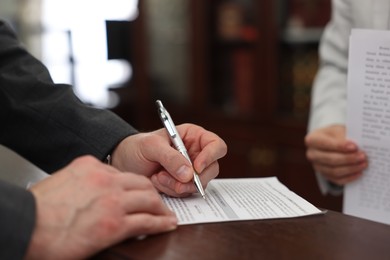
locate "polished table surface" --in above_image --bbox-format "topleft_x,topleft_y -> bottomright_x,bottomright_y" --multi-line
94,210 -> 390,260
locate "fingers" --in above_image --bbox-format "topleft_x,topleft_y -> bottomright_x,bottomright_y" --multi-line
89,169 -> 179,236
123,214 -> 177,238
191,130 -> 227,174
117,179 -> 179,237
79,166 -> 174,216
304,125 -> 359,152
313,162 -> 368,185
305,125 -> 369,185
120,187 -> 174,216
116,172 -> 158,191
151,173 -> 193,197
65,156 -> 176,216
316,166 -> 364,186
139,132 -> 194,182
166,124 -> 226,179
115,124 -> 226,197
28,154 -> 178,260
307,147 -> 367,185
306,147 -> 366,167
145,125 -> 226,183
150,162 -> 219,197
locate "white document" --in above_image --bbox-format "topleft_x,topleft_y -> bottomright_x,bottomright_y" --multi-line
161,177 -> 323,225
344,29 -> 390,225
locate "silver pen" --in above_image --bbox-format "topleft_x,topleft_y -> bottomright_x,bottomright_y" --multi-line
156,100 -> 206,199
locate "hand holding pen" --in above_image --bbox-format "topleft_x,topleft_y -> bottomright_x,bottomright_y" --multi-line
156,100 -> 207,199
108,101 -> 227,198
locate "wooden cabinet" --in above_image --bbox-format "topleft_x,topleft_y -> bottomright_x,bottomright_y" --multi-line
112,0 -> 342,211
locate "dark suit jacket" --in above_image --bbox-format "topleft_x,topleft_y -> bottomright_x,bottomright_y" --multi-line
0,21 -> 138,173
0,20 -> 138,258
0,181 -> 35,260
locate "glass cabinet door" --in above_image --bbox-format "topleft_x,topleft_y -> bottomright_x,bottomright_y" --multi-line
277,0 -> 331,120
142,0 -> 331,121
144,0 -> 191,105
208,0 -> 259,117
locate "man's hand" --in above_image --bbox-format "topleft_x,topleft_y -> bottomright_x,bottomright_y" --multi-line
111,123 -> 227,197
26,156 -> 177,260
305,125 -> 368,186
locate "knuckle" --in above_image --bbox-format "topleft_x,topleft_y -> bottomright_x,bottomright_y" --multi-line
103,192 -> 121,205
97,215 -> 122,235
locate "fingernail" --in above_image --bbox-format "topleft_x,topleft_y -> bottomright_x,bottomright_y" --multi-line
168,216 -> 178,230
176,165 -> 192,181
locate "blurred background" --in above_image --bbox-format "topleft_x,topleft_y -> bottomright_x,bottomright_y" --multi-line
1,0 -> 342,211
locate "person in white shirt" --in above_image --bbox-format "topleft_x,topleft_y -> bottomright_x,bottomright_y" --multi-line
305,0 -> 390,195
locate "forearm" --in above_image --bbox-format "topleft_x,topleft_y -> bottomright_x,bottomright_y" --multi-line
0,84 -> 137,173
0,20 -> 138,173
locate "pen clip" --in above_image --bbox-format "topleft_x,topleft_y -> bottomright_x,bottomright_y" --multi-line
156,100 -> 177,138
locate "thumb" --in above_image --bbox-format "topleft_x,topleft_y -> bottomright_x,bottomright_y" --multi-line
147,142 -> 194,183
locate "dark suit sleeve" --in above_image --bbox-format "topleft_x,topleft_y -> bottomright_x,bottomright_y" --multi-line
0,21 -> 138,173
0,180 -> 36,260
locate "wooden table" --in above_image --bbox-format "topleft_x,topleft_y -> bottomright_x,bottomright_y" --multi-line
94,210 -> 390,260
